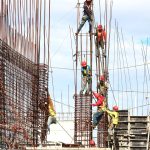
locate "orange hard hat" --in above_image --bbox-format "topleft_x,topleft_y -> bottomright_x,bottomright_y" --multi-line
98,25 -> 102,30
100,75 -> 105,81
89,139 -> 95,146
93,92 -> 100,98
81,61 -> 87,67
113,106 -> 118,111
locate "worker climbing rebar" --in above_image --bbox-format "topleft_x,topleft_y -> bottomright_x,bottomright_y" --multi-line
80,60 -> 92,95
97,74 -> 108,96
94,24 -> 106,57
91,91 -> 106,129
47,93 -> 57,134
76,0 -> 93,34
106,106 -> 119,130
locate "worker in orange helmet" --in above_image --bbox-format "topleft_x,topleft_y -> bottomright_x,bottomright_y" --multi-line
91,92 -> 106,129
97,74 -> 108,96
80,60 -> 92,95
76,0 -> 93,34
46,92 -> 56,134
106,106 -> 119,130
94,24 -> 106,57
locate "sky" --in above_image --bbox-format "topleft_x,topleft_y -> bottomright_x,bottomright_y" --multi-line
49,0 -> 150,115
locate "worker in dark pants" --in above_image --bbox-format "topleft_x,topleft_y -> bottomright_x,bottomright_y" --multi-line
91,92 -> 106,129
76,0 -> 93,34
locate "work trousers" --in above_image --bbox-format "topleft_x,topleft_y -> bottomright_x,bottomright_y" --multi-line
77,14 -> 92,33
93,111 -> 104,126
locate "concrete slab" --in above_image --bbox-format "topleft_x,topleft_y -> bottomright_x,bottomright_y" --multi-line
26,148 -> 111,150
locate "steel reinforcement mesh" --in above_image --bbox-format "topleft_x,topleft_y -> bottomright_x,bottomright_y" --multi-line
97,113 -> 108,147
0,40 -> 48,149
74,95 -> 92,147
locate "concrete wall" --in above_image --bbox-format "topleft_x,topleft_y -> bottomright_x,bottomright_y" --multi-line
47,120 -> 74,144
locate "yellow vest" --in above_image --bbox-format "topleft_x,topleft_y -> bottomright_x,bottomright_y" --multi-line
48,96 -> 56,117
106,109 -> 119,125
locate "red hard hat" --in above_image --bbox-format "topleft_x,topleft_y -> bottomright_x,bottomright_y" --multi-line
113,106 -> 118,111
100,75 -> 105,81
98,25 -> 102,30
81,61 -> 87,67
93,92 -> 100,98
89,139 -> 95,146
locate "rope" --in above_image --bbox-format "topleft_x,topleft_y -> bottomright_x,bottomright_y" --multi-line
56,120 -> 74,141
132,37 -> 139,115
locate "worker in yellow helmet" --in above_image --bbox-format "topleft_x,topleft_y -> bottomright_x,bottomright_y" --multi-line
106,106 -> 119,130
47,93 -> 56,134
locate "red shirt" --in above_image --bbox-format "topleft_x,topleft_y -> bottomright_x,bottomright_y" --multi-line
97,30 -> 106,42
92,95 -> 105,106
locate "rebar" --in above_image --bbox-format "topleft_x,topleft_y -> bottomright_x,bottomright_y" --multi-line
0,40 -> 48,149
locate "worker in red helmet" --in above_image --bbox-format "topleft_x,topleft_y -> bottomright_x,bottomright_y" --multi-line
76,0 -> 93,34
106,106 -> 119,130
80,60 -> 91,95
89,139 -> 96,147
91,92 -> 106,129
94,24 -> 106,57
97,74 -> 108,96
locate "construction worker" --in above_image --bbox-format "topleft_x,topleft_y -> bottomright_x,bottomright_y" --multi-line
91,92 -> 106,129
80,60 -> 92,95
95,24 -> 106,57
76,0 -> 93,34
47,93 -> 56,134
106,106 -> 119,130
97,75 -> 108,96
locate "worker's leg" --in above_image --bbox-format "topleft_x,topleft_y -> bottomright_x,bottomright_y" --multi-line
80,77 -> 87,94
88,17 -> 93,33
47,116 -> 56,133
47,116 -> 52,133
86,77 -> 92,94
92,111 -> 104,128
100,40 -> 106,57
77,15 -> 88,33
95,40 -> 100,57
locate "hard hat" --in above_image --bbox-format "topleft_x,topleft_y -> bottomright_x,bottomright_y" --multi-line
89,139 -> 95,146
113,106 -> 118,111
81,61 -> 87,67
93,92 -> 99,98
100,75 -> 105,81
98,25 -> 102,30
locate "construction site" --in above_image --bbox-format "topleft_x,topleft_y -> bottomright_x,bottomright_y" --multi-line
0,0 -> 150,150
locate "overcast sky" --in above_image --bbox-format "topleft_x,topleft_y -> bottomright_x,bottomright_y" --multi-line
49,0 -> 150,115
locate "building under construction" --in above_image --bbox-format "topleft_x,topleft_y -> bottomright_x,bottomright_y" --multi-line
0,0 -> 150,150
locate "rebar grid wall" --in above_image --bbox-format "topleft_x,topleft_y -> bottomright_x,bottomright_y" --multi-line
74,95 -> 92,147
0,40 -> 48,149
97,113 -> 108,147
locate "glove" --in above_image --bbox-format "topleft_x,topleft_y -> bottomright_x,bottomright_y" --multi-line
102,107 -> 107,111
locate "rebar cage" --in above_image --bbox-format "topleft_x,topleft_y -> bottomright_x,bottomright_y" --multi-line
0,39 -> 48,149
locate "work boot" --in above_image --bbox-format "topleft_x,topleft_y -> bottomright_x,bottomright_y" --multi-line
102,52 -> 106,57
80,90 -> 83,95
96,50 -> 100,57
75,32 -> 78,36
73,94 -> 77,99
91,124 -> 96,130
85,91 -> 89,95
